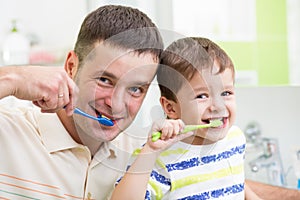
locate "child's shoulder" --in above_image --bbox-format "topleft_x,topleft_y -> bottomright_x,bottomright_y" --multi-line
227,125 -> 245,139
221,125 -> 246,147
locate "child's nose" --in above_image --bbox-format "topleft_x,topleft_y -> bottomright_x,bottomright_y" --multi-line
209,97 -> 225,112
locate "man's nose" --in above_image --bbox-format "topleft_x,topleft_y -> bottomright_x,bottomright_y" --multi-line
109,88 -> 126,114
101,88 -> 113,109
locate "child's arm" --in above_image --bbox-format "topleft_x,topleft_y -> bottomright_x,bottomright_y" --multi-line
110,119 -> 193,200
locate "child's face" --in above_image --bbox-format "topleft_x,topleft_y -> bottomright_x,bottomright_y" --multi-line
173,64 -> 236,145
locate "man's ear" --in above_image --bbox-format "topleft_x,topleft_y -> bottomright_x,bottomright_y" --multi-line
159,96 -> 180,119
64,51 -> 79,79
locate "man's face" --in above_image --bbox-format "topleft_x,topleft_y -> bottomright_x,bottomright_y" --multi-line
72,43 -> 158,143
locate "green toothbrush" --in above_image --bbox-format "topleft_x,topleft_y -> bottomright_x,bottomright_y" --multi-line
151,119 -> 223,142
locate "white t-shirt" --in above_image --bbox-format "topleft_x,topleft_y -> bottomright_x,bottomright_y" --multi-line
121,126 -> 246,200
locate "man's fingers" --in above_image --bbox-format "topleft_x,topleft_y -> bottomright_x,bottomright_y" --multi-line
29,69 -> 78,115
65,76 -> 78,116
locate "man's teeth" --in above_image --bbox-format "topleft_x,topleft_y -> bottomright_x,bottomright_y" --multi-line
101,114 -> 111,120
95,109 -> 112,120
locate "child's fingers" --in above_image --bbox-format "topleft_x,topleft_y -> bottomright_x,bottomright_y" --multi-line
177,119 -> 185,132
172,120 -> 183,137
161,119 -> 185,140
160,126 -> 173,140
161,123 -> 174,140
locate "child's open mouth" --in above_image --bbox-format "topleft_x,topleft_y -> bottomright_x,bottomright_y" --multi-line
202,118 -> 225,128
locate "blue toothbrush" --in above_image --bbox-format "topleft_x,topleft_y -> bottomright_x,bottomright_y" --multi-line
73,107 -> 114,126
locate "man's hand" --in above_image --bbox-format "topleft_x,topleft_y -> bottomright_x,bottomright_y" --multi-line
0,65 -> 78,115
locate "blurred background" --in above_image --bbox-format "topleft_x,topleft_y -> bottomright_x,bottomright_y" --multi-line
1,0 -> 299,86
1,0 -> 300,190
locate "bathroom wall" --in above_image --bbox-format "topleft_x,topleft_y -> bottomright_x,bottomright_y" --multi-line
0,0 -> 87,65
235,86 -> 300,188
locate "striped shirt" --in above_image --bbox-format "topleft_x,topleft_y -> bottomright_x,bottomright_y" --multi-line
124,126 -> 246,200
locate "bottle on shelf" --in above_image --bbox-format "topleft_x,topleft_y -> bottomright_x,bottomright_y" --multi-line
2,19 -> 30,65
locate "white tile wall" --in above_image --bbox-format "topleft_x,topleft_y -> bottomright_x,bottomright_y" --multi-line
235,86 -> 300,188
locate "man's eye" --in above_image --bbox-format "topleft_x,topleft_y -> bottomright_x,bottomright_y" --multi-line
128,87 -> 143,97
97,77 -> 112,86
196,94 -> 208,99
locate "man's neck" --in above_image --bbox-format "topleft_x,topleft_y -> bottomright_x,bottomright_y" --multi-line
56,110 -> 103,156
79,134 -> 104,156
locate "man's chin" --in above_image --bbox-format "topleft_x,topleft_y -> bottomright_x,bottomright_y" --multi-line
105,133 -> 119,141
102,128 -> 124,141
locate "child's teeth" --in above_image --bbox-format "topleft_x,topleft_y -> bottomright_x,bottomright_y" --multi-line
210,118 -> 222,123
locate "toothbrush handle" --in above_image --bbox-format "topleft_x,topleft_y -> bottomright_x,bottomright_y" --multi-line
74,107 -> 98,121
72,107 -> 114,126
151,124 -> 211,142
151,132 -> 162,142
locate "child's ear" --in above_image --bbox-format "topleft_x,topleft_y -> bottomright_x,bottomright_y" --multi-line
159,96 -> 180,119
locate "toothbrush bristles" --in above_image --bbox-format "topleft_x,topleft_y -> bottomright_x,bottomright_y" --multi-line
210,119 -> 223,127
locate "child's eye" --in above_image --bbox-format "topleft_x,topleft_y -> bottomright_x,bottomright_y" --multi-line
221,91 -> 232,96
196,93 -> 208,99
128,86 -> 143,97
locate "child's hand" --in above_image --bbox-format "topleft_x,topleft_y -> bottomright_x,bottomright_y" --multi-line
146,119 -> 193,152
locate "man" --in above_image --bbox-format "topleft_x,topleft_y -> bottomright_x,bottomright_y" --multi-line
0,5 -> 163,199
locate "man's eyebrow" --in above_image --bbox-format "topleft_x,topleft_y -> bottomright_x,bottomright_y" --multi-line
96,70 -> 152,86
96,70 -> 117,79
129,81 -> 152,87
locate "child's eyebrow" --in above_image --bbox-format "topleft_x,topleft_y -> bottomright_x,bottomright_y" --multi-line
193,86 -> 208,92
223,84 -> 235,89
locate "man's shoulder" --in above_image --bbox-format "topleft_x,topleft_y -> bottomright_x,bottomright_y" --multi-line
0,105 -> 38,124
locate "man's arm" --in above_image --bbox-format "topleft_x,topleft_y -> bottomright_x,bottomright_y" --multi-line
246,179 -> 300,200
0,65 -> 77,115
0,66 -> 17,99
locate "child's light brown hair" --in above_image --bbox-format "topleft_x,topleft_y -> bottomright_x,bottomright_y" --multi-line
157,37 -> 235,102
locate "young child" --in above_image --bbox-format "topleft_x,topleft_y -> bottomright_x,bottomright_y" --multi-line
111,37 -> 260,200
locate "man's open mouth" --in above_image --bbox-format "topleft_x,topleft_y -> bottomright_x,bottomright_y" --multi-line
94,109 -> 112,121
